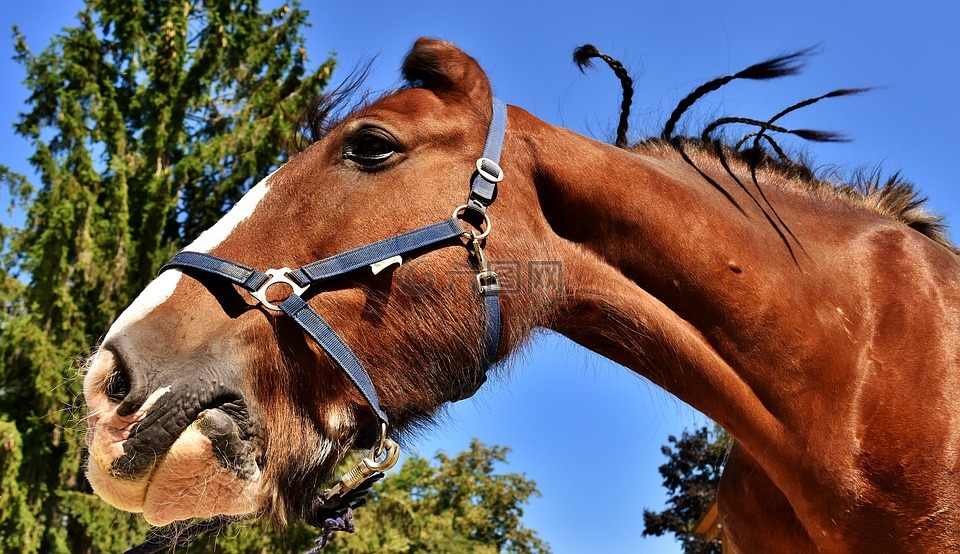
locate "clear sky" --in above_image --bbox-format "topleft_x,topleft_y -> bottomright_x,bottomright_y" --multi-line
2,2 -> 959,553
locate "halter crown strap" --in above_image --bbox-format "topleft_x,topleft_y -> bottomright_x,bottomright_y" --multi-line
468,98 -> 507,210
159,97 -> 508,427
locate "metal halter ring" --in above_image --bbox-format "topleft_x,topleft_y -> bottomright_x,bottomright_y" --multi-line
249,268 -> 309,312
452,203 -> 491,240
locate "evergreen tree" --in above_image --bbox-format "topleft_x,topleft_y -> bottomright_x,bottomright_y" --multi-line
642,426 -> 730,554
2,5 -> 551,553
0,2 -> 333,551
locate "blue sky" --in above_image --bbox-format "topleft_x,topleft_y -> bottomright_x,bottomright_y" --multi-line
3,2 -> 959,553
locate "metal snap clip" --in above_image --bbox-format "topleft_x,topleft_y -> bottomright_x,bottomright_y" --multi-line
321,437 -> 401,501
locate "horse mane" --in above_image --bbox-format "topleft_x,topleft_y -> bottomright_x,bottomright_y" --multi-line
631,49 -> 953,252
637,137 -> 954,252
573,44 -> 633,148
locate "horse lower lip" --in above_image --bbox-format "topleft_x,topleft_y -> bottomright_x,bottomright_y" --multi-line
106,400 -> 256,480
193,407 -> 260,479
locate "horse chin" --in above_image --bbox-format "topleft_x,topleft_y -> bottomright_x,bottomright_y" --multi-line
141,422 -> 263,525
86,410 -> 264,526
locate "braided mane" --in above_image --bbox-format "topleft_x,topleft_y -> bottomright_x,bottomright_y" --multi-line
575,45 -> 953,252
305,47 -> 953,252
573,44 -> 633,148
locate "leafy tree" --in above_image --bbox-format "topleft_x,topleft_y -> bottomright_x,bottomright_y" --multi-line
643,426 -> 731,554
0,1 -> 333,551
326,439 -> 550,554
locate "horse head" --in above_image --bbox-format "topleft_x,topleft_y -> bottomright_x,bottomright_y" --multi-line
82,38 -> 559,525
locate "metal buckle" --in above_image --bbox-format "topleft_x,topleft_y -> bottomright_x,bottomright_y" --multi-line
249,268 -> 308,312
476,270 -> 500,294
476,157 -> 504,183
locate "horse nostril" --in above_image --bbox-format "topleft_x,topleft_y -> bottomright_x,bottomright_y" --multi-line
105,359 -> 132,403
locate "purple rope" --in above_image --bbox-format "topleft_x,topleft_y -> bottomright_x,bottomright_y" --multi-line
305,508 -> 356,553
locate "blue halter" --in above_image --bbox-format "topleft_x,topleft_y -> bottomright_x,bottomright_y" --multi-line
160,98 -> 507,429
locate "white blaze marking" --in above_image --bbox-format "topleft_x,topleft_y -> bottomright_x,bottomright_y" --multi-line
181,171 -> 276,254
106,170 -> 279,339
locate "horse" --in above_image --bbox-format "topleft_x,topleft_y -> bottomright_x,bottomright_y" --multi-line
82,38 -> 960,552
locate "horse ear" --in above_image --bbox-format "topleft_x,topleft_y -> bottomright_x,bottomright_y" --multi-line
402,38 -> 492,102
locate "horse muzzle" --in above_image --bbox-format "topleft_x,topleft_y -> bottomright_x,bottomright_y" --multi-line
83,340 -> 264,525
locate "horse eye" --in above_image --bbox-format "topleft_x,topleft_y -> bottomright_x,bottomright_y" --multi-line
344,129 -> 398,167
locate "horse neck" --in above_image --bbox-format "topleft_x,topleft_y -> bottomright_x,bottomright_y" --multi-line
514,108 -> 858,457
511,108 -> 960,544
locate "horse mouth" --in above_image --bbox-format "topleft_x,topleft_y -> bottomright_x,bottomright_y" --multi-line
85,394 -> 264,526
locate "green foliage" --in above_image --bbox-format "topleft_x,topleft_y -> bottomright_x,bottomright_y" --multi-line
642,426 -> 730,554
0,419 -> 39,551
183,520 -> 319,554
59,491 -> 151,553
0,1 -> 333,551
327,439 -> 549,554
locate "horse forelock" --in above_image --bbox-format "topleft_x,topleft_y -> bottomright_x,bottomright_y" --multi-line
298,63 -> 383,149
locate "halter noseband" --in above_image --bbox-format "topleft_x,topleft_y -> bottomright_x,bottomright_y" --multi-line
157,98 -> 507,515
